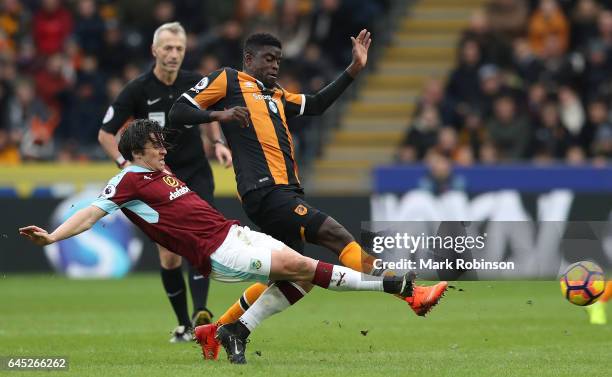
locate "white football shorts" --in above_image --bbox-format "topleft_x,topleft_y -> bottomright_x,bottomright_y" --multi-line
209,225 -> 285,282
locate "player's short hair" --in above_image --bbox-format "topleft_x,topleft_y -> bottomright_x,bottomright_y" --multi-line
244,33 -> 282,56
152,22 -> 186,46
118,119 -> 165,161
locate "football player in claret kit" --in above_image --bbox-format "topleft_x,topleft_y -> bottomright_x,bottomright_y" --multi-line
19,119 -> 442,364
98,22 -> 233,342
169,29 -> 448,358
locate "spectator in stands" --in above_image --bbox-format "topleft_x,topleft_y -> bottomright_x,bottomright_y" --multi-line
593,10 -> 612,62
173,0 -> 208,34
479,141 -> 499,164
558,85 -> 586,137
539,34 -> 582,88
415,78 -> 455,127
397,105 -> 442,163
418,149 -> 466,195
309,0 -> 354,69
196,54 -> 220,76
445,38 -> 483,122
526,81 -> 549,121
74,0 -> 105,55
15,37 -> 35,72
98,24 -> 129,76
531,99 -> 570,161
570,0 -> 600,49
477,64 -> 510,119
0,56 -> 17,163
32,0 -> 72,56
486,0 -> 529,38
436,127 -> 461,160
8,77 -> 58,160
512,37 -> 544,84
272,0 -> 311,60
486,93 -> 530,160
33,52 -> 72,116
462,8 -> 512,67
528,0 -> 569,57
583,40 -> 611,100
566,144 -> 587,164
585,97 -> 612,158
458,109 -> 487,161
296,42 -> 335,92
0,0 -> 31,53
205,20 -> 244,69
62,54 -> 106,158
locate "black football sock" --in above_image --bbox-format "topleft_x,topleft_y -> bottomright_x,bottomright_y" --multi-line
188,263 -> 210,315
160,267 -> 191,328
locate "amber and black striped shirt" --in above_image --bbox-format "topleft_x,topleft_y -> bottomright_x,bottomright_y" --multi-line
180,67 -> 306,197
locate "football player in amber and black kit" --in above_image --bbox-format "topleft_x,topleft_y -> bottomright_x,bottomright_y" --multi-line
98,22 -> 232,343
169,30 -> 448,360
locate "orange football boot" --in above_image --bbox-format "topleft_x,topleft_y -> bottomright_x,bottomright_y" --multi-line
405,282 -> 448,316
193,324 -> 220,360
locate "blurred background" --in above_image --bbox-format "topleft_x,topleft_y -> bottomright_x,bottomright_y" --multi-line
1,0 -> 612,277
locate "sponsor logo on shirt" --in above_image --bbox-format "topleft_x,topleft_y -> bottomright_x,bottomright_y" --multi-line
147,97 -> 162,106
169,186 -> 190,200
251,93 -> 279,104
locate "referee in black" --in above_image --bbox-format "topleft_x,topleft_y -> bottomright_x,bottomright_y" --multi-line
98,22 -> 232,343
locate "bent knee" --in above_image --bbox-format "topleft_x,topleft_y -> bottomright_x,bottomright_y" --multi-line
159,247 -> 182,269
280,254 -> 314,280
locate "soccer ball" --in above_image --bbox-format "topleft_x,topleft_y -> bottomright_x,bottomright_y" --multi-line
559,261 -> 606,306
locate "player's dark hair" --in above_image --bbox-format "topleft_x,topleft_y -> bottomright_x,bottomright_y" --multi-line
244,33 -> 282,56
118,119 -> 165,161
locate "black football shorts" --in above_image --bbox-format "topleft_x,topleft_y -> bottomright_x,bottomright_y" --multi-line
241,185 -> 329,253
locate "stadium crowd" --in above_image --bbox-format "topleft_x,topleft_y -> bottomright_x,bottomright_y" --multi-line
398,0 -> 612,167
0,0 -> 389,163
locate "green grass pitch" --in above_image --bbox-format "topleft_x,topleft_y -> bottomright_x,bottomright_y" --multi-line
1,274 -> 610,377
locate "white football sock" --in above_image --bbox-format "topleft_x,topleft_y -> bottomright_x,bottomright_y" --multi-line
239,282 -> 306,332
327,265 -> 385,292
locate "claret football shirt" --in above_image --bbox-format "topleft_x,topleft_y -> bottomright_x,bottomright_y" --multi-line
92,165 -> 238,275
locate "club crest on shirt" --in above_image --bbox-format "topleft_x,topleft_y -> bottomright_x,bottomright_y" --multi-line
250,258 -> 262,271
294,204 -> 308,216
163,176 -> 179,187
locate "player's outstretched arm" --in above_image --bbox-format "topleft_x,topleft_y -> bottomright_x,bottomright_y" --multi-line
301,29 -> 372,116
19,206 -> 107,246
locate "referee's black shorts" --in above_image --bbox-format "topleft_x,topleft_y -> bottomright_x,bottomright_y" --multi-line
241,185 -> 329,253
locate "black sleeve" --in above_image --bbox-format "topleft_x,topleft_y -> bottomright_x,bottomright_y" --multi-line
100,82 -> 137,134
168,97 -> 215,125
302,71 -> 354,116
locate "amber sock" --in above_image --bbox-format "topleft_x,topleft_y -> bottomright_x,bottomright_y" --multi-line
216,282 -> 268,325
338,241 -> 377,273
